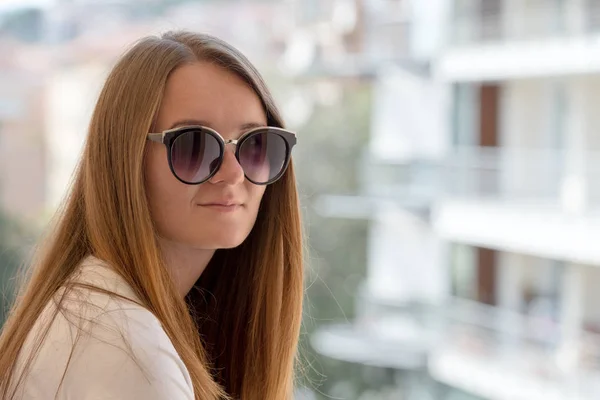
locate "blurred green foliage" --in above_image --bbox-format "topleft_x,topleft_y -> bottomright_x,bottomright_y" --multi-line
0,209 -> 26,326
291,82 -> 376,398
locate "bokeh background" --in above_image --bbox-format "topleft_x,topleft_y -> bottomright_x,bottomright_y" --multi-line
3,0 -> 600,399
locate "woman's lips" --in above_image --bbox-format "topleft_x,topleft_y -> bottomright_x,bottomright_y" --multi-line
198,203 -> 241,212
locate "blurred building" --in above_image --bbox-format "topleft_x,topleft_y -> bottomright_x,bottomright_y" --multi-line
0,1 -> 139,223
314,0 -> 600,399
310,0 -> 454,398
430,1 -> 600,398
0,38 -> 48,224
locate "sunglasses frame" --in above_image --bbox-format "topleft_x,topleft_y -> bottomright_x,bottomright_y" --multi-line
147,125 -> 297,185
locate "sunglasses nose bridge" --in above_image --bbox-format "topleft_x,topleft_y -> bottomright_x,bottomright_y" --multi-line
222,140 -> 239,159
223,139 -> 239,147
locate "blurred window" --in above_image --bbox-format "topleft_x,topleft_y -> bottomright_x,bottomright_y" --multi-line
479,0 -> 502,41
588,0 -> 600,32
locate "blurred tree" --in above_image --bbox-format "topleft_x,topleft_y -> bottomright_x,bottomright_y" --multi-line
290,80 -> 375,398
0,209 -> 27,327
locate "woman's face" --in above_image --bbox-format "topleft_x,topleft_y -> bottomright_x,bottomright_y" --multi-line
145,62 -> 268,249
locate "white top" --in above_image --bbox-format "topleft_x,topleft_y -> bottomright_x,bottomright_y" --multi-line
12,256 -> 195,400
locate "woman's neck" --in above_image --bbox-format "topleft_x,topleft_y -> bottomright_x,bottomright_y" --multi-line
158,238 -> 215,297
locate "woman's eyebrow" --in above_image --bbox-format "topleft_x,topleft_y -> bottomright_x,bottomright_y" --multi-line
168,120 -> 266,131
238,122 -> 265,131
168,119 -> 209,129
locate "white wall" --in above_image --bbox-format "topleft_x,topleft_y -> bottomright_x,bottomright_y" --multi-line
578,76 -> 600,205
499,79 -> 561,200
580,76 -> 600,151
500,79 -> 553,148
366,206 -> 448,304
581,266 -> 600,329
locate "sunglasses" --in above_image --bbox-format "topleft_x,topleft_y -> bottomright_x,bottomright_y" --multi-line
147,125 -> 296,185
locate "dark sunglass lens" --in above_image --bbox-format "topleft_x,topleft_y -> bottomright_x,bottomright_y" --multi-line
238,131 -> 287,184
171,129 -> 221,183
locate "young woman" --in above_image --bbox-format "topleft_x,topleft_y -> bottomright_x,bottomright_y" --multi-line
0,31 -> 304,400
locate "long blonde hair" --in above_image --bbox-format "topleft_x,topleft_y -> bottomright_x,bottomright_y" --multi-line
0,31 -> 304,400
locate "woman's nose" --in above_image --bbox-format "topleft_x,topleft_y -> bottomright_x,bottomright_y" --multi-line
208,147 -> 244,185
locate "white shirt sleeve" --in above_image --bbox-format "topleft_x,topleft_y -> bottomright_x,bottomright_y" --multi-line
58,305 -> 195,400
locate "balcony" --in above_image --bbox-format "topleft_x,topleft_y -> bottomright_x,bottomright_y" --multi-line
451,0 -> 600,44
429,298 -> 600,400
362,147 -> 598,206
356,147 -> 600,263
437,0 -> 600,81
312,292 -> 600,399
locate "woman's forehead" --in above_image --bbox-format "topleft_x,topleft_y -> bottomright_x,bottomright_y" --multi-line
155,62 -> 266,132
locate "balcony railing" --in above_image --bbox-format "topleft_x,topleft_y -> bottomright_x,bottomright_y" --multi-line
452,0 -> 600,45
356,293 -> 600,396
361,147 -> 600,210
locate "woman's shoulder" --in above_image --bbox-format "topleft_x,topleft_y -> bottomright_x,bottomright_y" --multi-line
14,255 -> 194,400
48,255 -> 157,340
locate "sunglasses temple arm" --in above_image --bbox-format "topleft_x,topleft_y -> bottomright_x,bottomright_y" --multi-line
147,133 -> 164,143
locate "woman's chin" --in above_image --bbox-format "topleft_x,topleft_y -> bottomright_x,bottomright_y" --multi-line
195,232 -> 248,250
